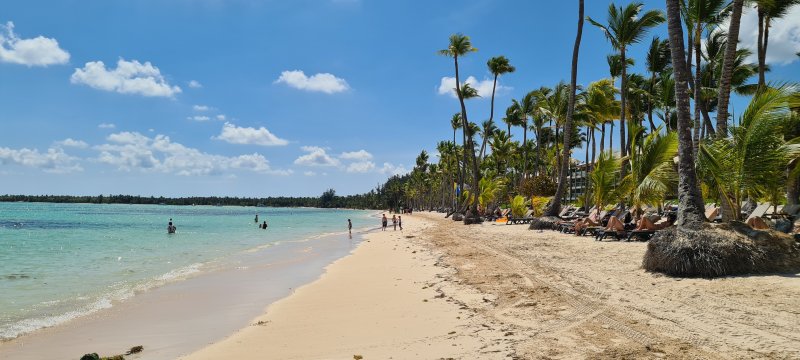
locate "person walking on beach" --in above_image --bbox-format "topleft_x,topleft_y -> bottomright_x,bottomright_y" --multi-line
348,219 -> 352,234
381,214 -> 388,231
392,215 -> 397,231
398,216 -> 402,231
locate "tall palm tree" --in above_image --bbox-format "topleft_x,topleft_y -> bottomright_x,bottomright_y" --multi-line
589,2 -> 665,161
439,33 -> 481,217
646,36 -> 672,133
450,113 -> 463,207
665,0 -> 707,228
606,53 -> 633,152
520,91 -> 538,179
755,0 -> 800,89
479,119 -> 498,160
683,0 -> 728,150
484,56 -> 516,161
716,0 -> 745,138
547,0 -> 585,217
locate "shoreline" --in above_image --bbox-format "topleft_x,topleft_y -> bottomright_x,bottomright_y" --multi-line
185,212 -> 800,359
0,225 -> 374,359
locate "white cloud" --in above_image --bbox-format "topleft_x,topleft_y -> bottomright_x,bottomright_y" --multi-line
304,171 -> 317,176
94,131 -> 288,176
216,114 -> 226,121
737,5 -> 800,65
339,149 -> 373,161
188,115 -> 211,122
214,122 -> 289,146
294,146 -> 340,167
437,75 -> 510,99
346,161 -> 376,173
98,123 -> 116,129
193,104 -> 210,111
188,80 -> 203,88
275,70 -> 349,94
55,138 -> 88,149
379,162 -> 409,176
71,59 -> 182,97
0,146 -> 82,173
0,22 -> 70,67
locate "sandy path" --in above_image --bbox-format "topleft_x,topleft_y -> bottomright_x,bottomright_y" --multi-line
415,212 -> 800,359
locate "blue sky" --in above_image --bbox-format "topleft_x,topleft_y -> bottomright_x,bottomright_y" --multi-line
0,0 -> 798,197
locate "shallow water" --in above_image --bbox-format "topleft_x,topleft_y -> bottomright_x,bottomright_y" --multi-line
0,202 -> 373,340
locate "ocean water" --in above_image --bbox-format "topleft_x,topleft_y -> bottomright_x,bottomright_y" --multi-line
0,202 -> 374,340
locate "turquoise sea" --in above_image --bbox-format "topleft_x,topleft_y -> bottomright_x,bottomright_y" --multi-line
0,202 -> 374,340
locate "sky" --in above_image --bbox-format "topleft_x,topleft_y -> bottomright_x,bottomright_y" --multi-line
0,0 -> 798,197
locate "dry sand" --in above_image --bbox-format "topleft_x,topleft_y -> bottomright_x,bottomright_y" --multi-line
184,212 -> 800,359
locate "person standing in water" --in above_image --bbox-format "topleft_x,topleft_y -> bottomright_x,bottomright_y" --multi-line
261,220 -> 268,229
167,218 -> 176,234
347,219 -> 352,234
255,213 -> 259,223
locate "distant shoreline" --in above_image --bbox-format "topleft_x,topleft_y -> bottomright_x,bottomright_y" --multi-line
0,195 -> 379,210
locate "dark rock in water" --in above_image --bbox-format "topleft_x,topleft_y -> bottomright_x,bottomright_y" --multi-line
774,218 -> 793,233
125,346 -> 143,355
80,354 -> 100,360
643,222 -> 800,278
463,216 -> 483,225
529,216 -> 559,230
452,213 -> 464,221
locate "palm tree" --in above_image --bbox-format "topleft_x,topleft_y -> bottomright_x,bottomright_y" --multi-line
619,126 -> 678,215
439,33 -> 481,218
450,113 -> 463,207
698,85 -> 798,221
484,56 -> 516,161
589,150 -> 622,211
588,2 -> 665,161
547,0 -> 585,217
479,119 -> 498,160
683,0 -> 728,150
606,53 -> 632,152
665,0 -> 707,228
716,0 -> 745,138
755,0 -> 800,89
645,36 -> 672,133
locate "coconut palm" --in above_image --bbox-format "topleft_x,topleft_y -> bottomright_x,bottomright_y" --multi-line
589,150 -> 622,210
665,0 -> 707,227
547,0 -> 585,217
682,0 -> 729,150
588,2 -> 665,160
439,33 -> 481,217
606,53 -> 633,152
484,56 -> 516,161
450,113 -> 463,206
697,85 -> 799,221
646,36 -> 672,133
755,0 -> 800,89
716,0 -> 745,138
618,125 -> 678,214
479,119 -> 498,160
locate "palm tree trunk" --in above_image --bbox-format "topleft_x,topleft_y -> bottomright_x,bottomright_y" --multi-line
716,0 -> 744,138
701,105 -> 715,138
453,54 -> 481,216
546,0 -> 584,217
591,128 -> 597,165
666,0 -> 707,228
600,123 -> 606,155
648,74 -> 657,132
482,74 -> 499,161
522,123 -> 529,180
610,121 -> 614,153
692,21 -> 702,156
757,8 -> 766,89
620,48 -> 628,161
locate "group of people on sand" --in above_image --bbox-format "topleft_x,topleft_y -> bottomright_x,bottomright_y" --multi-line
573,208 -> 676,235
381,214 -> 402,231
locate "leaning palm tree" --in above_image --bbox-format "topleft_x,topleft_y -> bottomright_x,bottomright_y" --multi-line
588,2 -> 665,160
697,85 -> 798,221
665,0 -> 707,227
484,56 -> 516,161
439,33 -> 482,219
546,0 -> 585,217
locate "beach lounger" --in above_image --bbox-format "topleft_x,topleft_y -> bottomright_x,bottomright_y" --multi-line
745,203 -> 771,223
506,209 -> 534,225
